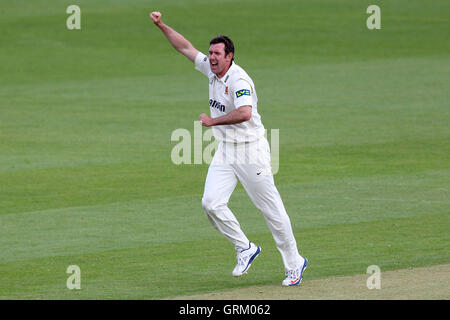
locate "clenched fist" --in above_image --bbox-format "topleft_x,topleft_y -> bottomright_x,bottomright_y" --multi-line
200,113 -> 215,127
150,11 -> 162,25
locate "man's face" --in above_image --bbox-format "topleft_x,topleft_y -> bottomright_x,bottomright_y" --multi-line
209,43 -> 233,78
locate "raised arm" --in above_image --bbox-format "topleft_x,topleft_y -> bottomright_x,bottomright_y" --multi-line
150,12 -> 199,62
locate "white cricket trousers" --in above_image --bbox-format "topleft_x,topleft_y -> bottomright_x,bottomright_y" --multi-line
201,137 -> 304,271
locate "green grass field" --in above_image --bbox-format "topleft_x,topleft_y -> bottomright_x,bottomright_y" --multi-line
0,0 -> 449,299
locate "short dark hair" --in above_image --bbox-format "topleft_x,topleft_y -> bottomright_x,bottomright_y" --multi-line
210,35 -> 235,62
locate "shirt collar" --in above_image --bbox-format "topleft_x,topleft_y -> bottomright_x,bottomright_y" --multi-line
214,61 -> 235,83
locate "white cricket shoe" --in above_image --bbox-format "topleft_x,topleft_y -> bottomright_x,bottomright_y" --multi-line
232,242 -> 261,277
282,257 -> 308,286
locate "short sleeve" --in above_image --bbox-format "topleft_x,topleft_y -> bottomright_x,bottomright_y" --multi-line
194,52 -> 212,78
233,79 -> 254,108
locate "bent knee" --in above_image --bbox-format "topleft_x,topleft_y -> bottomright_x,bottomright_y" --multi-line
201,196 -> 226,213
201,196 -> 214,213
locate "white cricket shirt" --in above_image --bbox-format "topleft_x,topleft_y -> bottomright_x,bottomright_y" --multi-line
194,52 -> 265,143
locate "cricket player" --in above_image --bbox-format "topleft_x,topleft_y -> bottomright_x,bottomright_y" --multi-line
150,11 -> 307,286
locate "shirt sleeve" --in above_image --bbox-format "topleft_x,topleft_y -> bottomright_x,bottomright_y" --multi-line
232,78 -> 254,108
194,52 -> 212,78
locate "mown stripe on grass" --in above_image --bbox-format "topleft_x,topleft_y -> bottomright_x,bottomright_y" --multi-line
0,213 -> 447,299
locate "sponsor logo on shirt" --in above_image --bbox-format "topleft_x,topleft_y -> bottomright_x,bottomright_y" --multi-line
209,99 -> 226,112
236,89 -> 251,98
